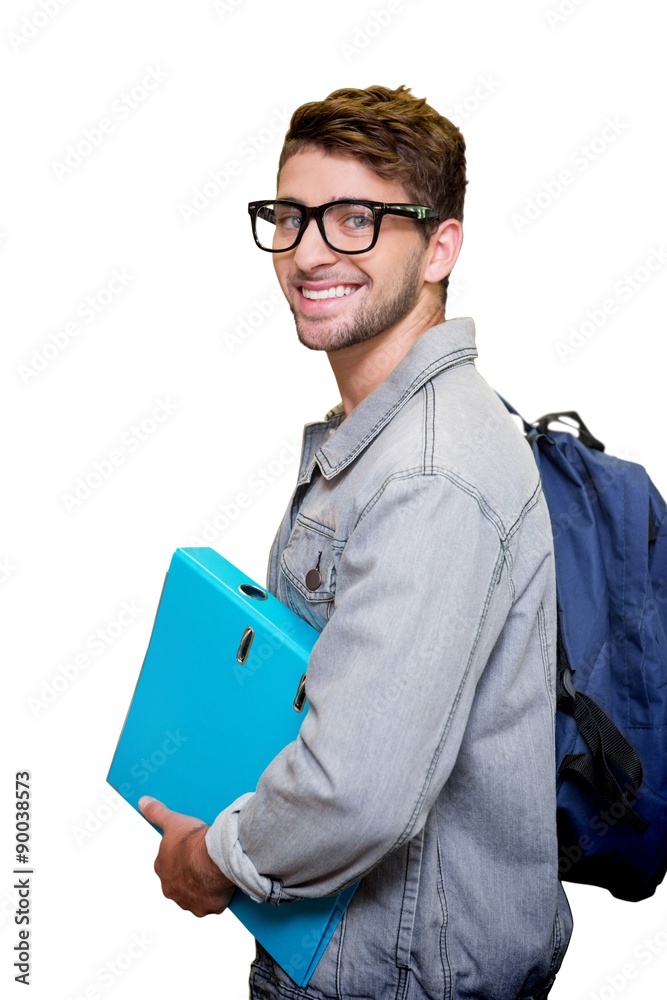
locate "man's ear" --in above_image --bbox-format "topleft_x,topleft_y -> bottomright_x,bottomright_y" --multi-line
424,218 -> 463,285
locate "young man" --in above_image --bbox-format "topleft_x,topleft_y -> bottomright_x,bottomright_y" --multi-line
140,85 -> 572,999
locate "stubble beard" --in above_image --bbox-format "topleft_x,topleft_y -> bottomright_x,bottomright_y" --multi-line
290,245 -> 425,353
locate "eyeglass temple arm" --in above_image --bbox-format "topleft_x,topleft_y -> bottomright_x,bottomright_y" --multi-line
383,204 -> 438,221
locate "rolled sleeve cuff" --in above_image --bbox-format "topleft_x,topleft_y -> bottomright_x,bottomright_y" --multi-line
204,792 -> 289,905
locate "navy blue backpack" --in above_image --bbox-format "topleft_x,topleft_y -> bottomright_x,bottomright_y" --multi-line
503,401 -> 667,901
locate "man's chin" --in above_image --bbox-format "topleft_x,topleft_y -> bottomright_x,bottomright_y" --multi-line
295,324 -> 364,354
297,334 -> 350,353
293,315 -> 344,353
296,331 -> 328,352
293,312 -> 382,354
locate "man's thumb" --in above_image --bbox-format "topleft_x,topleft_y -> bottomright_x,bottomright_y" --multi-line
138,795 -> 167,827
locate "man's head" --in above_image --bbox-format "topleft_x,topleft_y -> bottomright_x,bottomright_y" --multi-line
278,85 -> 467,270
255,85 -> 466,354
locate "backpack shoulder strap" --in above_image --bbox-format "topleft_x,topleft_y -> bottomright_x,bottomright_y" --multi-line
556,637 -> 647,834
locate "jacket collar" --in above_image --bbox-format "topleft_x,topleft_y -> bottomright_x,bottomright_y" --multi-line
301,317 -> 477,482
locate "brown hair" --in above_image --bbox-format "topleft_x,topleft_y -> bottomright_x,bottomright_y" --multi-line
278,85 -> 467,306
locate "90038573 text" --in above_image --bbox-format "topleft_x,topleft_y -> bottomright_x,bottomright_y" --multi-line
14,770 -> 32,985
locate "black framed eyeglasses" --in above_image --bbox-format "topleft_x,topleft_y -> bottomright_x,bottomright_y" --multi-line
248,199 -> 439,255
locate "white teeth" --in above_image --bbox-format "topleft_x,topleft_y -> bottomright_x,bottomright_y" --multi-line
302,285 -> 357,300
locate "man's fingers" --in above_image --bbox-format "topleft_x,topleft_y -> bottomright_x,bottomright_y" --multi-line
138,795 -> 170,829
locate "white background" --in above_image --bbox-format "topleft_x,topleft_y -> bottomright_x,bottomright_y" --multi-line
2,0 -> 666,998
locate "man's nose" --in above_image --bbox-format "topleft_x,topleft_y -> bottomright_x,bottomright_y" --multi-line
293,216 -> 339,270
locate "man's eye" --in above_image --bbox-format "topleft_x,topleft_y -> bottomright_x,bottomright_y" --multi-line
337,212 -> 373,231
346,214 -> 373,229
276,212 -> 302,230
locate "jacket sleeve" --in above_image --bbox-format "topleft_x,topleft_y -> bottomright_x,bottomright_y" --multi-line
205,472 -> 512,902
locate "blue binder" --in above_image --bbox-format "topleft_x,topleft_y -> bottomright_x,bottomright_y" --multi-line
107,547 -> 358,987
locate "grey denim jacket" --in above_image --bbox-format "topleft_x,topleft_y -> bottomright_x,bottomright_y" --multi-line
206,318 -> 573,1000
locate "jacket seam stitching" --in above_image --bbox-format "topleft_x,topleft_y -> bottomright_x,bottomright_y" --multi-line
355,467 -> 509,545
348,542 -> 505,885
335,908 -> 346,999
317,354 -> 475,475
505,479 -> 543,541
391,544 -> 505,852
421,381 -> 436,474
422,384 -> 428,475
395,843 -> 411,971
434,801 -> 453,999
294,513 -> 337,538
538,600 -> 557,717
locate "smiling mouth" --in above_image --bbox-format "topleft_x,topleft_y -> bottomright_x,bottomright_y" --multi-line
300,284 -> 360,300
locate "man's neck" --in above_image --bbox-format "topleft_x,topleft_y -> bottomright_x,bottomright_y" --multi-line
327,300 -> 445,416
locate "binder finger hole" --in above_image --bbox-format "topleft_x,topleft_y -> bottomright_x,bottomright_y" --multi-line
236,627 -> 255,664
239,583 -> 268,601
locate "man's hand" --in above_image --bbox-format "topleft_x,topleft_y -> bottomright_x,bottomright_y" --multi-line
138,796 -> 236,917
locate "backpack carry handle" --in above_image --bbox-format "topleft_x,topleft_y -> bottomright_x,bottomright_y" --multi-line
533,411 -> 606,452
497,397 -> 606,453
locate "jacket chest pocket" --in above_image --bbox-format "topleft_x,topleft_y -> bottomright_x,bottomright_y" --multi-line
279,515 -> 344,632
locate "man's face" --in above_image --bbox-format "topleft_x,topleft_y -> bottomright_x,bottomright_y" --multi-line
272,148 -> 432,353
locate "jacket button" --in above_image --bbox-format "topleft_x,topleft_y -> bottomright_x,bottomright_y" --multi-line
305,568 -> 322,591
